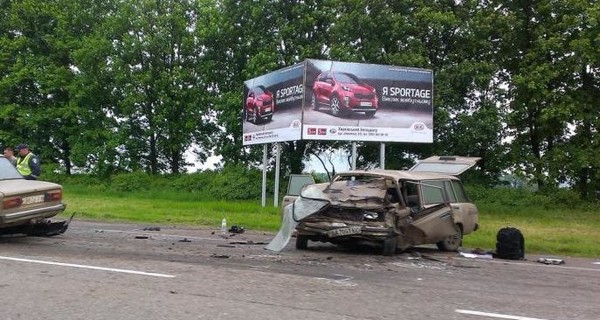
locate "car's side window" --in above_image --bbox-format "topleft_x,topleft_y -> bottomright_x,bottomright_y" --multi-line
444,180 -> 457,202
404,182 -> 420,208
421,180 -> 445,205
451,180 -> 469,202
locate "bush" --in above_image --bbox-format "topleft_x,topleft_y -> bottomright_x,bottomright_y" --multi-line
111,171 -> 155,192
465,184 -> 594,211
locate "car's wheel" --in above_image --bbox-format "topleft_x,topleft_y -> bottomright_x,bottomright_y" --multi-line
365,111 -> 376,117
330,95 -> 341,116
266,115 -> 272,122
311,93 -> 319,111
296,234 -> 309,250
382,236 -> 397,256
436,224 -> 463,251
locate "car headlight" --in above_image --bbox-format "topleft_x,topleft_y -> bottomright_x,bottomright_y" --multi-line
341,85 -> 352,92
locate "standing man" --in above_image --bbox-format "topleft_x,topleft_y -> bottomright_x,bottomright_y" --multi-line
3,147 -> 17,166
15,144 -> 40,180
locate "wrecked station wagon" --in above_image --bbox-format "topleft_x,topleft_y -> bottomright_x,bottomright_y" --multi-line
0,156 -> 72,237
266,156 -> 480,255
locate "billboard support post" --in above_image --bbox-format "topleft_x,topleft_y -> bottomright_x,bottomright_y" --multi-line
274,143 -> 280,207
261,144 -> 267,207
351,142 -> 357,170
380,143 -> 385,169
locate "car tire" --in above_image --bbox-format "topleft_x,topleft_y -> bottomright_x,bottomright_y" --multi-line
382,236 -> 397,256
330,95 -> 341,116
311,93 -> 319,111
436,224 -> 463,251
266,115 -> 272,122
296,234 -> 309,250
365,111 -> 376,117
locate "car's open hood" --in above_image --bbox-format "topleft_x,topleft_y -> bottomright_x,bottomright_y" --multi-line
0,179 -> 62,197
409,156 -> 481,175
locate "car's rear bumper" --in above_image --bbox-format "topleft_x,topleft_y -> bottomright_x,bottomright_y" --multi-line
1,203 -> 66,225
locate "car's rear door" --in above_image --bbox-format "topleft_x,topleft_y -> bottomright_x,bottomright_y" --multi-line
408,156 -> 481,175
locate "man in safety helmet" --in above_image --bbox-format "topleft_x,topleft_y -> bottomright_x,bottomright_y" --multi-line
15,143 -> 40,180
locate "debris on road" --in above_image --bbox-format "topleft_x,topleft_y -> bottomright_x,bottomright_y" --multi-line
229,225 -> 245,234
459,252 -> 493,259
229,240 -> 268,245
134,235 -> 149,239
210,253 -> 230,259
537,258 -> 565,265
143,226 -> 161,231
178,238 -> 191,242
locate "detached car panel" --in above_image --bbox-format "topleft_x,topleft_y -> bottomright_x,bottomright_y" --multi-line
0,156 -> 71,236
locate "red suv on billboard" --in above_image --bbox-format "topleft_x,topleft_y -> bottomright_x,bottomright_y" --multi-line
245,85 -> 274,124
311,71 -> 378,117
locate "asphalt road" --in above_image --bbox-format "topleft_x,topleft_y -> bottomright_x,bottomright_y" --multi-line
1,220 -> 598,320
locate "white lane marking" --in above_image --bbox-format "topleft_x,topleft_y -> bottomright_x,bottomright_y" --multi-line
0,256 -> 175,278
455,309 -> 549,320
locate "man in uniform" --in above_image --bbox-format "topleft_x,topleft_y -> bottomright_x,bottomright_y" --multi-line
15,144 -> 40,180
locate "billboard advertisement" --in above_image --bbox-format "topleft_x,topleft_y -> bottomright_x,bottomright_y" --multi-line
242,59 -> 433,145
303,59 -> 433,143
242,63 -> 304,145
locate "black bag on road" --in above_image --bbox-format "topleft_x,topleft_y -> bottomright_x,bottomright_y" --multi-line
495,227 -> 525,260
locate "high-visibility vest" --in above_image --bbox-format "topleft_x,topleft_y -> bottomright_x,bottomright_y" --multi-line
16,152 -> 33,176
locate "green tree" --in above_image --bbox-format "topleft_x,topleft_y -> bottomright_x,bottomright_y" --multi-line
106,0 -> 216,174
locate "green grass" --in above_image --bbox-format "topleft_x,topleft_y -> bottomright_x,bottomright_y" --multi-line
59,185 -> 600,258
463,204 -> 600,258
61,185 -> 281,231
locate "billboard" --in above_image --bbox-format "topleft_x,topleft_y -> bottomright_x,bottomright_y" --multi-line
242,59 -> 433,145
242,63 -> 304,145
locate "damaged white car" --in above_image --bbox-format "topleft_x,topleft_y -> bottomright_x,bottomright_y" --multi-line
266,156 -> 480,255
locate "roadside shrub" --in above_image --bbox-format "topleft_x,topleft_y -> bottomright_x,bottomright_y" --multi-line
111,171 -> 154,192
203,165 -> 267,200
465,184 -> 595,212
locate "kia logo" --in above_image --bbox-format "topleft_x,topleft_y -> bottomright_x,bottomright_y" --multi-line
413,123 -> 425,131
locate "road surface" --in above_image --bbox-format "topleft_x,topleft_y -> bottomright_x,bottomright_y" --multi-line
1,220 -> 598,320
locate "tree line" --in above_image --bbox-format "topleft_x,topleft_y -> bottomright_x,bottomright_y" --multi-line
1,0 -> 598,199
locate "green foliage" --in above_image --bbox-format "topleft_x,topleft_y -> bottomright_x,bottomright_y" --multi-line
1,0 -> 599,200
465,184 -> 594,212
53,164 -> 270,200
